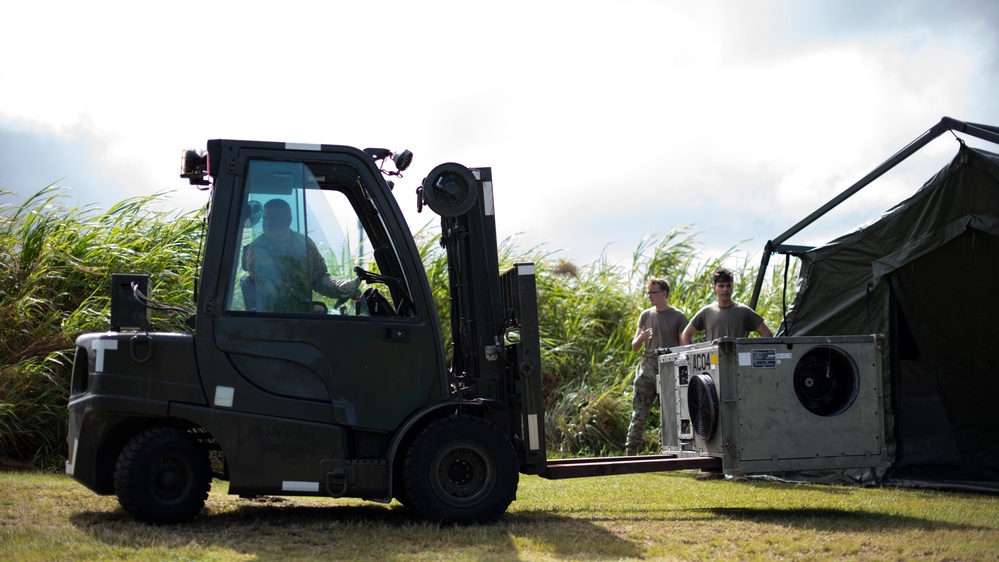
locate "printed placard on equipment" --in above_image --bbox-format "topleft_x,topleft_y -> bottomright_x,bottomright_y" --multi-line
751,349 -> 777,368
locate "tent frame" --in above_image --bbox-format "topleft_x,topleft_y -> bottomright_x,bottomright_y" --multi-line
749,116 -> 999,310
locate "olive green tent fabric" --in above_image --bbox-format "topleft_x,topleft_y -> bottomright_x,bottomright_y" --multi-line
779,144 -> 999,490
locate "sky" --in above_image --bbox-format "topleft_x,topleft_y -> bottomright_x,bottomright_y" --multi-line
2,0 -> 998,272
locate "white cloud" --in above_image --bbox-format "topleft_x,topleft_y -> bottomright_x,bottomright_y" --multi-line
1,0 -> 997,268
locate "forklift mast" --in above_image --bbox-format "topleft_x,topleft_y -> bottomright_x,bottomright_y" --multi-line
419,163 -> 547,472
431,165 -> 505,399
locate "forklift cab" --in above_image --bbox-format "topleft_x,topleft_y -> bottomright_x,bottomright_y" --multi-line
194,141 -> 449,435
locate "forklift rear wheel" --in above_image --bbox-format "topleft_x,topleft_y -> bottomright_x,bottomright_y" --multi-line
114,427 -> 212,524
402,415 -> 518,525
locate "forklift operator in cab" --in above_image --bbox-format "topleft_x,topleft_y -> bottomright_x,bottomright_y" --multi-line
241,198 -> 360,313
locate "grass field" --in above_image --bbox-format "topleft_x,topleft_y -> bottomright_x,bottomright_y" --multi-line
2,470 -> 997,561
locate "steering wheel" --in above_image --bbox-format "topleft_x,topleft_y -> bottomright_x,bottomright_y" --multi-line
351,266 -> 417,317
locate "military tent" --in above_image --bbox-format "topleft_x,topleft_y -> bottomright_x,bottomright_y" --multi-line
773,139 -> 999,492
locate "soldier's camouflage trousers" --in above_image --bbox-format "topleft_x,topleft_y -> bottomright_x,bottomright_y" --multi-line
626,356 -> 659,452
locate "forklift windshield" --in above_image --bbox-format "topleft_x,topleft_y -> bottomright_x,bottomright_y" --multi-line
226,159 -> 375,315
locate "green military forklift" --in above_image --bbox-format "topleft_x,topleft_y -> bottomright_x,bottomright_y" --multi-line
66,140 -> 714,526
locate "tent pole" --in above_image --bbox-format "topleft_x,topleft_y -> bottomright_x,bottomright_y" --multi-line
750,247 -> 773,311
749,116 -> 999,309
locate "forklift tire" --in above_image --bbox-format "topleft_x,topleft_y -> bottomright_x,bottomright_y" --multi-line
402,415 -> 518,525
114,427 -> 212,524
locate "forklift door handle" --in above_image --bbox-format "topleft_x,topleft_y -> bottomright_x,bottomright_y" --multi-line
384,327 -> 409,342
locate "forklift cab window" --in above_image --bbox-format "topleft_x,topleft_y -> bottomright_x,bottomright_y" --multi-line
226,159 -> 386,316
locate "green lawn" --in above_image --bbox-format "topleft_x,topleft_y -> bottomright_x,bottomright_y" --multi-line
2,470 -> 997,561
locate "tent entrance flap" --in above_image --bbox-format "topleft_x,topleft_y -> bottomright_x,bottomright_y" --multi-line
888,229 -> 999,483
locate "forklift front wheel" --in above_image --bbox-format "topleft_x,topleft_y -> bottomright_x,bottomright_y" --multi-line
113,427 -> 212,524
402,415 -> 518,525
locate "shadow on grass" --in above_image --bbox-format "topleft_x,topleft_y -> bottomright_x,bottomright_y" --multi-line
70,500 -> 642,560
693,507 -> 989,532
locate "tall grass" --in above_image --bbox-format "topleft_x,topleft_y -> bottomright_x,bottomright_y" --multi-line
1,191 -> 795,469
0,188 -> 203,469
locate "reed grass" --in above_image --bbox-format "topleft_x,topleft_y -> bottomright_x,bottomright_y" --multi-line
1,190 -> 794,468
0,188 -> 203,469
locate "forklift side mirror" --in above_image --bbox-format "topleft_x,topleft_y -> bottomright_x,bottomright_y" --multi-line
242,200 -> 263,229
180,149 -> 210,186
364,148 -> 412,176
393,149 -> 413,172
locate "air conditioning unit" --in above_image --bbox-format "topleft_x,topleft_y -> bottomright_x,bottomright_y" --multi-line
658,335 -> 888,474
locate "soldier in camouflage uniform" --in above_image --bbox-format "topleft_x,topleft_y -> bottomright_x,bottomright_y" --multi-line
242,198 -> 360,313
626,278 -> 687,456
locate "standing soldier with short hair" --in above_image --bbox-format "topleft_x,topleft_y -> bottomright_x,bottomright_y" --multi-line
680,267 -> 772,345
626,278 -> 687,456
